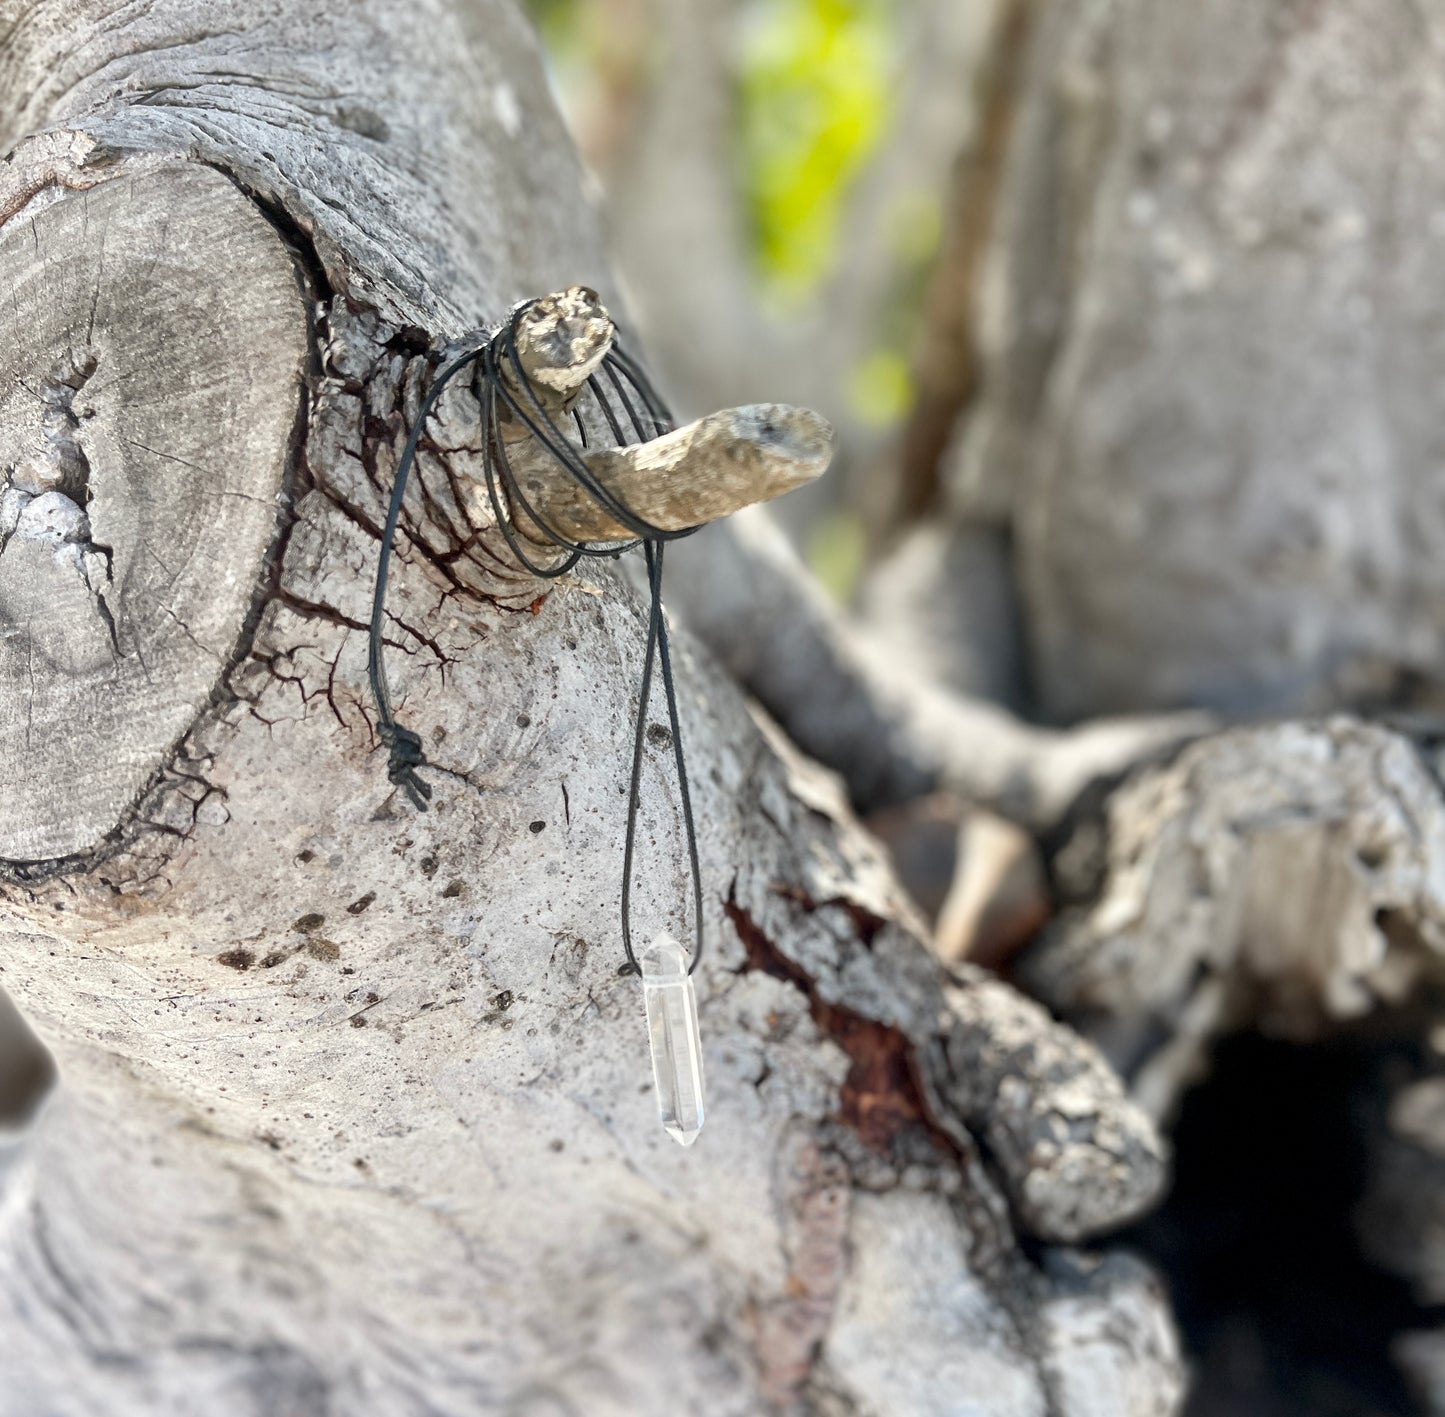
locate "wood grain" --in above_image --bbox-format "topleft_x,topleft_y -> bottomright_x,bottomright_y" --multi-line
0,164 -> 308,860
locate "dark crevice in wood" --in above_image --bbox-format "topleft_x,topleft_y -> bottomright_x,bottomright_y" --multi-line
0,345 -> 117,652
1120,1028 -> 1431,1416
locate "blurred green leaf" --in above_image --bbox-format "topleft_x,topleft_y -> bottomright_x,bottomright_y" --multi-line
527,0 -> 924,435
738,0 -> 898,304
846,346 -> 912,427
526,0 -> 582,56
804,507 -> 869,602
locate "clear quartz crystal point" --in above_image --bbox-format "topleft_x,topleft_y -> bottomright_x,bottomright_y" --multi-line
640,933 -> 705,1146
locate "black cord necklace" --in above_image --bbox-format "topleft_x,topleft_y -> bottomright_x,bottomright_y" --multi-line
367,294 -> 708,1144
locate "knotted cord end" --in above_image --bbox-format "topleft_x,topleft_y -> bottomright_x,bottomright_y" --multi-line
379,721 -> 433,811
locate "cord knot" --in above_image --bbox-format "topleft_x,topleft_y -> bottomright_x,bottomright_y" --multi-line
379,721 -> 432,810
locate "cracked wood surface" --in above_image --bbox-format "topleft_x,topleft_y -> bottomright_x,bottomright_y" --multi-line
0,165 -> 308,861
517,402 -> 834,543
0,2 -> 1181,1415
1021,717 -> 1445,1120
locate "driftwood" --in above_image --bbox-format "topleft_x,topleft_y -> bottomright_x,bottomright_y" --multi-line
501,285 -> 832,543
0,3 -> 1182,1414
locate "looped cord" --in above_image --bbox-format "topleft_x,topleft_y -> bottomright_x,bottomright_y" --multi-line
367,299 -> 706,975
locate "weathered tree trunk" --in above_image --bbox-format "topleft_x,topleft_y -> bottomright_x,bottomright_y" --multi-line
0,3 -> 1182,1414
865,0 -> 1445,1407
888,0 -> 1445,726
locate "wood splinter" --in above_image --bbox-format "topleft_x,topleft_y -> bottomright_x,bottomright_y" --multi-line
496,285 -> 835,545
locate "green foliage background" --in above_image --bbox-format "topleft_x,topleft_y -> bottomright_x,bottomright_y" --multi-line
526,0 -> 902,303
526,0 -> 936,598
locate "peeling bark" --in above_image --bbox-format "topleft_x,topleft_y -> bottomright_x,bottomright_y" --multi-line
1022,717 -> 1445,1118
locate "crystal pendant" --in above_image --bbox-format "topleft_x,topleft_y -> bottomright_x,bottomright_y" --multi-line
640,933 -> 705,1146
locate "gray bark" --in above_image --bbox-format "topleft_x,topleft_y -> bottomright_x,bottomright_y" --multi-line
891,0 -> 1445,724
668,509 -> 1204,828
835,3 -> 1445,1404
1022,717 -> 1445,1118
0,3 -> 1181,1414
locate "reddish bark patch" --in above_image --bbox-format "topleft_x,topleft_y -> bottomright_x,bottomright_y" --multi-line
725,889 -> 946,1155
767,879 -> 887,949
